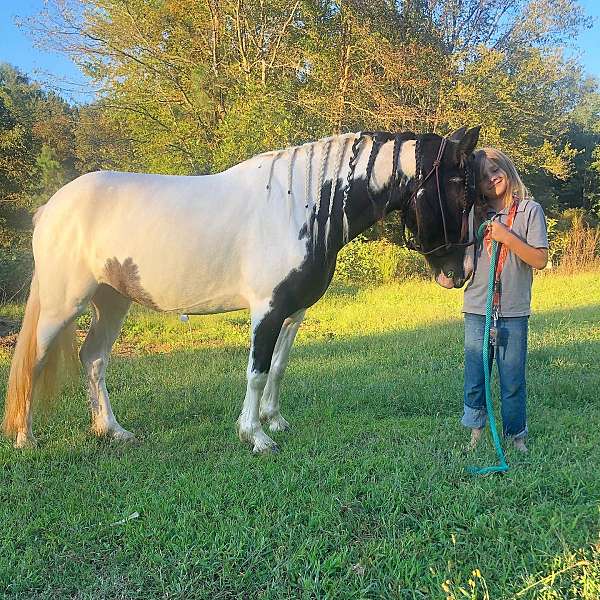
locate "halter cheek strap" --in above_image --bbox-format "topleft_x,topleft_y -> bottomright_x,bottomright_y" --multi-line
404,136 -> 475,256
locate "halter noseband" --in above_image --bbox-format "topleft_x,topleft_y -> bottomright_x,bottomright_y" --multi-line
402,136 -> 475,257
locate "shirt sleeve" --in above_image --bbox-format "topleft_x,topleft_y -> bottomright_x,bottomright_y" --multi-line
526,202 -> 548,249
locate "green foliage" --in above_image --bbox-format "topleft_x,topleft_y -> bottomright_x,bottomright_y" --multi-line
0,64 -> 78,277
0,247 -> 32,301
545,216 -> 561,264
0,65 -> 39,205
31,145 -> 67,208
444,46 -> 586,184
334,236 -> 429,285
212,85 -> 306,171
556,89 -> 600,214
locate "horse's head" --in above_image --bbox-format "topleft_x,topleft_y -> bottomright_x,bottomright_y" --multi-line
402,126 -> 480,289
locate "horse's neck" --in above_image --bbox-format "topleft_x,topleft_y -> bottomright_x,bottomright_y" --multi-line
250,133 -> 416,260
330,135 -> 417,250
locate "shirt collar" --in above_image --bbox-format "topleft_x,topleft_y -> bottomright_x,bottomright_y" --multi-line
486,198 -> 530,216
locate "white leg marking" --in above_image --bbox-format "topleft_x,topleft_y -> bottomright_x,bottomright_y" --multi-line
259,310 -> 305,431
238,368 -> 276,453
80,287 -> 133,441
86,358 -> 134,440
237,304 -> 282,453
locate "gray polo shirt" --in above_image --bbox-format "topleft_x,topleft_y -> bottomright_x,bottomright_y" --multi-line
463,198 -> 548,317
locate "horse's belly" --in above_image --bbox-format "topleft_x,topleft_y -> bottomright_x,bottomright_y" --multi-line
97,253 -> 250,314
177,294 -> 249,315
146,273 -> 250,314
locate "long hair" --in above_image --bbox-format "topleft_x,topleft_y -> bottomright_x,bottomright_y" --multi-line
473,148 -> 528,211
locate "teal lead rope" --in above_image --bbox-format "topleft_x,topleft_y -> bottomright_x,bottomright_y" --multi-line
467,221 -> 509,476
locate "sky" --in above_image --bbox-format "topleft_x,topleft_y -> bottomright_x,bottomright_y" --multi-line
0,0 -> 94,103
1,0 -> 599,105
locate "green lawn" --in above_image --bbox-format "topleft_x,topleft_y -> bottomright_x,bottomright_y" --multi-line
0,272 -> 599,599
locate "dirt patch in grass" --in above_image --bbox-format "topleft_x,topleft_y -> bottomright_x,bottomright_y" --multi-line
0,318 -> 20,350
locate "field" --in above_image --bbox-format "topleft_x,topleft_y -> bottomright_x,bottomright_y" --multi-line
0,272 -> 599,599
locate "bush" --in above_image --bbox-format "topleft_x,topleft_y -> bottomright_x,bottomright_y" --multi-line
334,235 -> 429,285
556,211 -> 600,272
0,248 -> 33,302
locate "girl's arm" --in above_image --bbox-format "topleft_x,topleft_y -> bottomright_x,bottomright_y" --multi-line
489,221 -> 548,269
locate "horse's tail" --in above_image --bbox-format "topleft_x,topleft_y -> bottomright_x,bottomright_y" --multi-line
3,272 -> 42,437
4,266 -> 78,439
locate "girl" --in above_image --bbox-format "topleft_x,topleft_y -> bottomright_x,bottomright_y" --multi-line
462,148 -> 548,453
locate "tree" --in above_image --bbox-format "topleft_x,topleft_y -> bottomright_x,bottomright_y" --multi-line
0,64 -> 79,297
19,0 -> 600,210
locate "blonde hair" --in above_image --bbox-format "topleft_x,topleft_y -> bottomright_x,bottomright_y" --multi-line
474,148 -> 528,210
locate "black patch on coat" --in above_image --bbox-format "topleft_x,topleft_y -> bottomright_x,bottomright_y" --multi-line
252,177 -> 345,373
251,144 -> 415,373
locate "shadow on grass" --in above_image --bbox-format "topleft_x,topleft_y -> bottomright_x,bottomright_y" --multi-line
111,303 -> 599,426
1,303 -> 597,439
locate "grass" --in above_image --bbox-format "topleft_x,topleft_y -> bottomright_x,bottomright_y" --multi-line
0,272 -> 599,599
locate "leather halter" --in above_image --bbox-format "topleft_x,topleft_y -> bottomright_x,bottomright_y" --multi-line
402,136 -> 475,257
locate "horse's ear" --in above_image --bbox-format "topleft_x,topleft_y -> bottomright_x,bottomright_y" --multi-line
447,127 -> 467,141
458,126 -> 481,156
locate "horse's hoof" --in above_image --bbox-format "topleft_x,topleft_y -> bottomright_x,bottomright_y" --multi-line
93,423 -> 136,442
253,442 -> 279,454
268,415 -> 290,432
14,432 -> 37,449
251,431 -> 279,454
110,428 -> 136,442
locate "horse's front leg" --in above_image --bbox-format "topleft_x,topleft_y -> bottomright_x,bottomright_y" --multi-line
259,309 -> 305,432
237,304 -> 286,453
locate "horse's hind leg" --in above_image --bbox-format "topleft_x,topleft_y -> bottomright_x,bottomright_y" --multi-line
79,284 -> 133,440
259,309 -> 305,432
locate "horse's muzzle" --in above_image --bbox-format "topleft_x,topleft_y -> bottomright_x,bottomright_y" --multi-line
435,271 -> 468,289
435,272 -> 455,289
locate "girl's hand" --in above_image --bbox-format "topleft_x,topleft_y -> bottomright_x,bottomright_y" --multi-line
488,220 -> 548,269
489,220 -> 511,244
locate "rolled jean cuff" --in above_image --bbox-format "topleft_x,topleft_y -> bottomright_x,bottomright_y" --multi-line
507,426 -> 528,440
461,404 -> 487,429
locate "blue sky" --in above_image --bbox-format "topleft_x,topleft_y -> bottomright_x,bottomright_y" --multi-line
570,0 -> 600,79
1,0 -> 599,105
0,0 -> 94,103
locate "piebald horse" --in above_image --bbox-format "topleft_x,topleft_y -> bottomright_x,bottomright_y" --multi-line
4,127 -> 480,452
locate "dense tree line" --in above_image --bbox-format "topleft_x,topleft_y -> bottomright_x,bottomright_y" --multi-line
1,0 -> 599,294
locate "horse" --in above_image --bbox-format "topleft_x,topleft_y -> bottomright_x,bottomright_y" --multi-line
3,126 -> 480,452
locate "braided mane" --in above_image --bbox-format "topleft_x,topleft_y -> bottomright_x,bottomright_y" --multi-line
259,130 -> 418,252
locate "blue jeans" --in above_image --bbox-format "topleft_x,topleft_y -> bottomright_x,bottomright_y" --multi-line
462,313 -> 528,439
